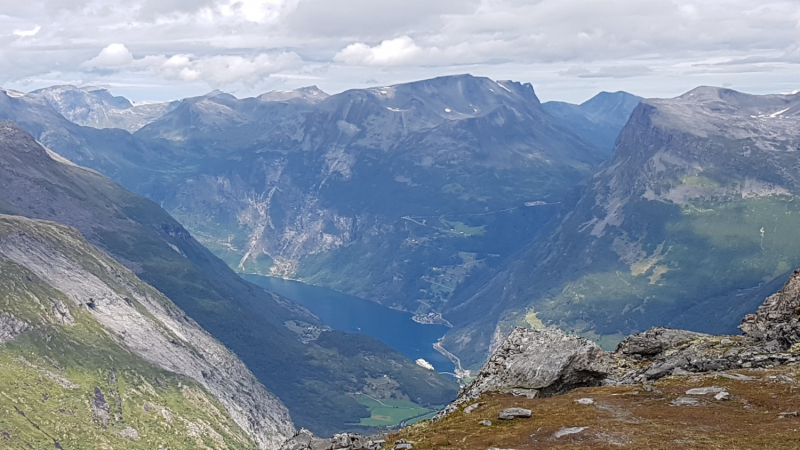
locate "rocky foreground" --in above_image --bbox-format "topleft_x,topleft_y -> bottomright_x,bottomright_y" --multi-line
285,269 -> 800,449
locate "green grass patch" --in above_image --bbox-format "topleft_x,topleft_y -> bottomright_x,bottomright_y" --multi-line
353,395 -> 435,427
439,219 -> 486,237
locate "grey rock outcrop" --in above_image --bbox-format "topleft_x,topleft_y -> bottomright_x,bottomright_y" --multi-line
739,269 -> 800,348
497,408 -> 532,420
91,387 -> 111,427
49,298 -> 75,325
435,328 -> 612,419
615,327 -> 708,356
437,269 -> 800,420
0,313 -> 29,343
279,428 -> 384,450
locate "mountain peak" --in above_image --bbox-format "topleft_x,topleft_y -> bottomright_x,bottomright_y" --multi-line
258,85 -> 330,103
202,89 -> 237,100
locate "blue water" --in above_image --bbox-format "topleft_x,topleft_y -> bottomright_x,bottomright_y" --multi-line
243,275 -> 455,374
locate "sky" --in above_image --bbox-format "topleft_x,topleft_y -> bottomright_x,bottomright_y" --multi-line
1,0 -> 799,103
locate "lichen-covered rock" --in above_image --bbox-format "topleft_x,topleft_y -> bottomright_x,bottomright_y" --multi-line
497,407 -> 532,420
740,269 -> 800,348
91,387 -> 110,427
279,428 -> 384,450
436,328 -> 612,419
615,327 -> 708,356
0,313 -> 29,343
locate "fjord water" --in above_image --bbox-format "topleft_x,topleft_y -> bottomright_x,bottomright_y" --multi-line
244,275 -> 455,374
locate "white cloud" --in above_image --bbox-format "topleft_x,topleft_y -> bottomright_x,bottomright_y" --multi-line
3,0 -> 800,101
89,49 -> 303,87
335,36 -> 427,66
82,44 -> 135,69
13,26 -> 41,37
213,0 -> 300,24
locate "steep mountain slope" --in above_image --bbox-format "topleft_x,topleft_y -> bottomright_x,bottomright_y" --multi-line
543,91 -> 642,154
32,85 -> 178,132
0,214 -> 293,449
133,75 -> 605,320
0,120 -> 457,435
446,87 -> 800,367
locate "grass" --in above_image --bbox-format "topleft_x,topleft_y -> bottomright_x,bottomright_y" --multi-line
439,219 -> 486,237
353,395 -> 436,427
0,236 -> 257,449
388,365 -> 800,449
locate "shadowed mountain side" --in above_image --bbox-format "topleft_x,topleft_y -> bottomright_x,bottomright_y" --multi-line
543,91 -> 642,154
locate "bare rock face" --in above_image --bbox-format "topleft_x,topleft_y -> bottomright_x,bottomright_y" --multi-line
0,215 -> 295,449
49,298 -> 75,325
91,387 -> 111,427
436,328 -> 613,419
0,313 -> 29,343
740,269 -> 800,348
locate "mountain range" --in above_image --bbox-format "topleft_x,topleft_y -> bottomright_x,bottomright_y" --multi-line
0,120 -> 456,439
7,76 -> 625,328
3,75 -> 798,444
442,86 -> 800,367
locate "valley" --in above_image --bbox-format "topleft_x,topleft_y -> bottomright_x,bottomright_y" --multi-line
2,76 -> 799,449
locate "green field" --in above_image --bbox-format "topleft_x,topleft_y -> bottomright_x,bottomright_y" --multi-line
354,395 -> 437,427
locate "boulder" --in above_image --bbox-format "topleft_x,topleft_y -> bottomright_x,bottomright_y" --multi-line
435,328 -> 612,419
497,408 -> 532,420
670,397 -> 700,407
685,386 -> 725,396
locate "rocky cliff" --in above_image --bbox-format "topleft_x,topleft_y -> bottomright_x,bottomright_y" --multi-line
0,214 -> 294,449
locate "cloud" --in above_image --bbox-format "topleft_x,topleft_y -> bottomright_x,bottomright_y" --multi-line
334,36 -> 427,66
13,26 -> 41,37
83,49 -> 304,87
561,65 -> 653,79
215,0 -> 300,24
81,44 -> 135,69
3,0 -> 800,101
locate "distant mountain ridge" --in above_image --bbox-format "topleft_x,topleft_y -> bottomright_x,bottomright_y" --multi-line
10,77 -> 796,382
543,91 -> 642,154
31,85 -> 179,132
130,74 -> 606,322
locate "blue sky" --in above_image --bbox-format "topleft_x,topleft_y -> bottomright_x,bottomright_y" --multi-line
2,0 -> 799,103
